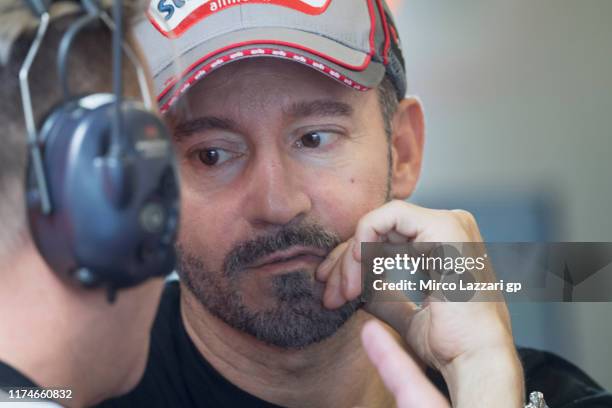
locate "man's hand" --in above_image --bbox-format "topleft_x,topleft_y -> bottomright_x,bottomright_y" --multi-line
360,319 -> 450,407
316,200 -> 524,407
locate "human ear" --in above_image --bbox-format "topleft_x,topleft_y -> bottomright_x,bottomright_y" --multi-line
389,97 -> 425,199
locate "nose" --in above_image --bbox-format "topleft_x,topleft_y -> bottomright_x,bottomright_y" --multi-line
242,147 -> 312,228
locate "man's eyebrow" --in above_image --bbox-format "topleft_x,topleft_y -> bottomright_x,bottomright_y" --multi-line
172,116 -> 238,141
171,100 -> 352,140
285,99 -> 354,119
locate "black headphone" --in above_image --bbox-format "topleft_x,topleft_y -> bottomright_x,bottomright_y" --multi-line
20,0 -> 180,301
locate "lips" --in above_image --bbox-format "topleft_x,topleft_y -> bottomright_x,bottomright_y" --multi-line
247,246 -> 327,270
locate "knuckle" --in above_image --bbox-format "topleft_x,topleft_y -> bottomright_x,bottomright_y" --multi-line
450,209 -> 476,227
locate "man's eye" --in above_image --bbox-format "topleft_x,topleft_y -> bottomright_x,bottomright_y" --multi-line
295,131 -> 335,149
197,148 -> 234,166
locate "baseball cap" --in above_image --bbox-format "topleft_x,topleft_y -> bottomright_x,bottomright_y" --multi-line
134,0 -> 406,113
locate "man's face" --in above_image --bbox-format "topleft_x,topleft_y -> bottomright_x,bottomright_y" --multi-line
171,59 -> 392,348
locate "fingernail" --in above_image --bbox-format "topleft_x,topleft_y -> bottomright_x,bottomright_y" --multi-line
316,260 -> 333,282
352,239 -> 361,260
318,256 -> 333,272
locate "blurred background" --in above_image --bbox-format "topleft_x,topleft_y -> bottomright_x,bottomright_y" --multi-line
390,0 -> 612,389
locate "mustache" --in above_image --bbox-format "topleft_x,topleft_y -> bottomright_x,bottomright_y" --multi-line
223,223 -> 342,277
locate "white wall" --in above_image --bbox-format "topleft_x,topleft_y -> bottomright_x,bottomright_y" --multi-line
395,0 -> 612,389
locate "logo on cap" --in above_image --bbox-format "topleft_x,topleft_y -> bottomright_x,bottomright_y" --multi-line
150,0 -> 332,38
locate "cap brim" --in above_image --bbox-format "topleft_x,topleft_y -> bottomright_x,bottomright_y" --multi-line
152,27 -> 385,113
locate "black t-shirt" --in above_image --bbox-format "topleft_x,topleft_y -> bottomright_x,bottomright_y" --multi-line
0,361 -> 39,389
99,282 -> 612,408
0,361 -> 43,403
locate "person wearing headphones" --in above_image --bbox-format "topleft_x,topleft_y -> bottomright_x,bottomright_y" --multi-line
0,1 -> 178,406
100,1 -> 610,407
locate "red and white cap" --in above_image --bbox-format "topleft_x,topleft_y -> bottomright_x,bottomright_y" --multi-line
134,0 -> 406,113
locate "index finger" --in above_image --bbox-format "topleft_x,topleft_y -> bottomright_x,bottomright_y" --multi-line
353,201 -> 432,261
361,320 -> 450,408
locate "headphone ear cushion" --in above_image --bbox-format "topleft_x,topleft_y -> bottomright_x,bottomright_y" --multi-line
27,95 -> 179,289
27,101 -> 86,275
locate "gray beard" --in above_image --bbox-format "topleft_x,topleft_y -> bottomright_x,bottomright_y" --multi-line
176,224 -> 362,349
